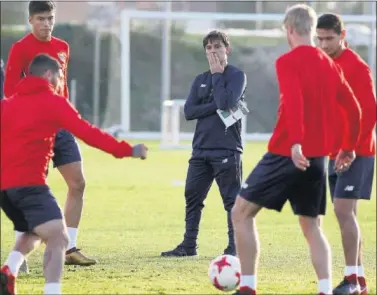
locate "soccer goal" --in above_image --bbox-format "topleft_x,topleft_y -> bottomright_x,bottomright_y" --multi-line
116,9 -> 375,149
160,99 -> 189,149
160,99 -> 249,149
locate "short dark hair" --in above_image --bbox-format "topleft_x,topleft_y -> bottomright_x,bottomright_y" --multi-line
202,30 -> 230,49
28,1 -> 56,17
29,54 -> 61,77
317,13 -> 344,35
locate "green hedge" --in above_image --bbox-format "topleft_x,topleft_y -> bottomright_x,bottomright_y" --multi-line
1,24 -> 206,130
1,24 -> 371,132
1,24 -> 110,123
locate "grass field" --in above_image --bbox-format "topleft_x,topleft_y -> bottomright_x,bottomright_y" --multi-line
1,141 -> 376,294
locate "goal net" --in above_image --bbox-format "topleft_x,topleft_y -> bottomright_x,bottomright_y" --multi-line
101,9 -> 375,149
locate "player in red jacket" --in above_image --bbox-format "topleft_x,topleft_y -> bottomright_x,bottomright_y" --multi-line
4,1 -> 94,269
231,5 -> 361,295
317,13 -> 376,295
0,54 -> 148,295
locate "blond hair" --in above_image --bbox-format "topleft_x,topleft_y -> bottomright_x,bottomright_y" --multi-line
283,4 -> 317,36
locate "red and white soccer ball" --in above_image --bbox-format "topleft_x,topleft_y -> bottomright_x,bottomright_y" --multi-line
208,255 -> 241,291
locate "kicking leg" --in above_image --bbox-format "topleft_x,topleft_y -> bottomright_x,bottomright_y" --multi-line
232,196 -> 262,294
231,152 -> 294,294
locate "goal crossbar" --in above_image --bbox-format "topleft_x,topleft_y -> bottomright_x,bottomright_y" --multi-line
120,9 -> 375,137
121,10 -> 376,23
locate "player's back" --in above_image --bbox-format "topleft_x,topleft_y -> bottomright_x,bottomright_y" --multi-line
268,45 -> 344,157
1,77 -> 62,189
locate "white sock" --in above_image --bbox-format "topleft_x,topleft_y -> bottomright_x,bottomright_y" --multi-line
358,265 -> 365,277
318,279 -> 332,294
344,265 -> 358,276
4,251 -> 25,277
15,231 -> 24,242
67,227 -> 78,250
44,283 -> 61,294
240,275 -> 256,290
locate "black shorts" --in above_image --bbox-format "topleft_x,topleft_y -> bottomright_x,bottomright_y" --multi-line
52,129 -> 82,168
239,152 -> 326,217
328,156 -> 375,200
0,185 -> 63,232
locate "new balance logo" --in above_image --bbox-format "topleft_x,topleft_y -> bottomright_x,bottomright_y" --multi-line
200,84 -> 206,87
222,158 -> 228,164
344,185 -> 354,191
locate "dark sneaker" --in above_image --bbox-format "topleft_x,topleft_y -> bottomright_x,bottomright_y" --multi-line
333,274 -> 361,295
161,245 -> 197,257
233,286 -> 256,295
223,245 -> 236,256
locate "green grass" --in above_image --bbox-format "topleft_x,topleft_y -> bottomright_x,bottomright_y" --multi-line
1,141 -> 376,294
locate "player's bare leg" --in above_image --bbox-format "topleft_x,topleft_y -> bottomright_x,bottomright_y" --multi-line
14,231 -> 30,274
231,196 -> 262,294
1,233 -> 41,295
354,203 -> 367,294
58,161 -> 96,266
33,219 -> 69,294
333,198 -> 361,294
299,216 -> 332,294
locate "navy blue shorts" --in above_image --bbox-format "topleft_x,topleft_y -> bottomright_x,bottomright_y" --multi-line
239,152 -> 327,217
328,156 -> 375,200
52,129 -> 82,168
0,185 -> 63,232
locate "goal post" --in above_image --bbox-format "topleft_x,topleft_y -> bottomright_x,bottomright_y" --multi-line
118,9 -> 376,147
160,99 -> 248,149
160,99 -> 188,149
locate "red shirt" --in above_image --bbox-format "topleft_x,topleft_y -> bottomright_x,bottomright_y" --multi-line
268,46 -> 361,157
4,33 -> 69,98
331,48 -> 376,158
1,77 -> 133,190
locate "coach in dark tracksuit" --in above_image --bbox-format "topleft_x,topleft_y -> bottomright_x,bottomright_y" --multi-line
0,59 -> 4,99
161,30 -> 247,257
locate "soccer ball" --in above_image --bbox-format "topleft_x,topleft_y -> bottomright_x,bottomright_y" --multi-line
208,255 -> 241,291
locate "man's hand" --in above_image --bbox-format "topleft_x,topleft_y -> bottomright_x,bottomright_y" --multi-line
334,150 -> 355,173
291,144 -> 310,171
207,53 -> 224,74
132,144 -> 148,160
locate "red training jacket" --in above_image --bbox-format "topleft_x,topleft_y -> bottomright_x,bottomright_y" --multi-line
1,77 -> 133,190
268,45 -> 361,157
330,48 -> 376,159
4,33 -> 69,98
